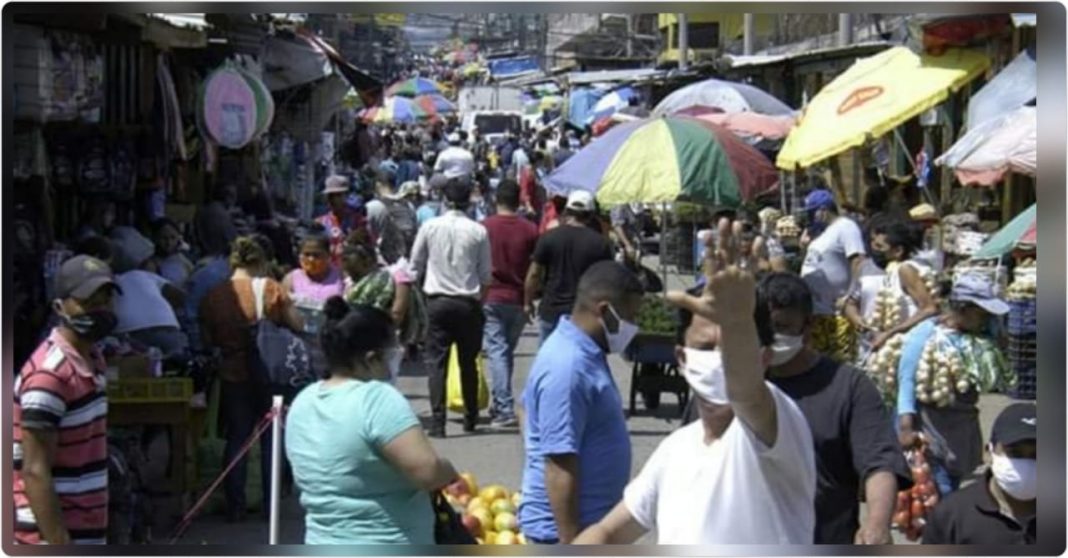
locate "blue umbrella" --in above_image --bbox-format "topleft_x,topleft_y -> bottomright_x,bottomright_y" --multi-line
588,87 -> 640,124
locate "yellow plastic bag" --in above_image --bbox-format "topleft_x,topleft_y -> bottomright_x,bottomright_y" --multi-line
446,344 -> 490,414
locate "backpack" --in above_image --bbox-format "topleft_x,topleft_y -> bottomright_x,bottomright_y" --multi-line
249,278 -> 314,389
378,198 -> 418,264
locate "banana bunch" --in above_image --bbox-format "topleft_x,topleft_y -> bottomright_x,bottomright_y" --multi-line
915,338 -> 968,407
868,333 -> 905,404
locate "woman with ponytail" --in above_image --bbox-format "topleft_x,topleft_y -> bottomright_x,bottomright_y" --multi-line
200,236 -> 304,523
285,297 -> 459,544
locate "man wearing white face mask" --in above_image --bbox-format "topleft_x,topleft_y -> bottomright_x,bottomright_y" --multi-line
923,403 -> 1036,544
574,219 -> 817,545
759,272 -> 910,544
518,261 -> 643,544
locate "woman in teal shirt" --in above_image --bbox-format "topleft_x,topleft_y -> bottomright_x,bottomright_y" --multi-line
285,298 -> 460,544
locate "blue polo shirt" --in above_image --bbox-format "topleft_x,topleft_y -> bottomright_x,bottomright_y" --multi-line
518,317 -> 631,542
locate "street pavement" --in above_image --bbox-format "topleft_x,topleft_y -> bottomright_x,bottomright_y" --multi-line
173,265 -> 1016,546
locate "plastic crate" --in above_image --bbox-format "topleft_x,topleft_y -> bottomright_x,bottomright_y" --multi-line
1008,367 -> 1036,400
1006,299 -> 1037,335
107,377 -> 193,403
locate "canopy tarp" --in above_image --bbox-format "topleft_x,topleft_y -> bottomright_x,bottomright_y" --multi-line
971,204 -> 1036,259
967,47 -> 1035,129
776,47 -> 990,170
935,105 -> 1035,186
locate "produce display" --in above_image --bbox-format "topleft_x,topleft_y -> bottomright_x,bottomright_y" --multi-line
1006,258 -> 1036,299
637,295 -> 677,336
444,473 -> 528,545
867,333 -> 905,404
775,215 -> 801,239
892,443 -> 939,541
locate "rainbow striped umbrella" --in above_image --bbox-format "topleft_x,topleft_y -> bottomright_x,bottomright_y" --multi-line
415,94 -> 457,115
544,116 -> 779,207
386,77 -> 442,98
361,96 -> 430,124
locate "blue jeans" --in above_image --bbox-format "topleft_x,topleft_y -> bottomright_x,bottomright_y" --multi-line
538,317 -> 560,346
483,304 -> 526,420
931,459 -> 961,496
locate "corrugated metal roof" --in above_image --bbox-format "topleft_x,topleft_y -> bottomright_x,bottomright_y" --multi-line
1012,13 -> 1036,28
725,41 -> 894,69
149,13 -> 209,30
566,68 -> 665,85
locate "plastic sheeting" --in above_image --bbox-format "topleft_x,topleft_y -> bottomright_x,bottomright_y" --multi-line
588,87 -> 639,124
653,78 -> 793,117
967,48 -> 1036,129
935,106 -> 1035,186
567,88 -> 605,128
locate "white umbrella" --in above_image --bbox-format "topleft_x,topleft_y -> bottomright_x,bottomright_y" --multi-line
935,105 -> 1035,186
653,78 -> 793,116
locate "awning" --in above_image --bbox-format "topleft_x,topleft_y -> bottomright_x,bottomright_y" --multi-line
967,47 -> 1035,129
971,204 -> 1035,259
935,105 -> 1035,186
776,47 -> 989,170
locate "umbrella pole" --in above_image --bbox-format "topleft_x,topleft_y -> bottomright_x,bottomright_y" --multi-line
779,171 -> 787,212
661,203 -> 669,289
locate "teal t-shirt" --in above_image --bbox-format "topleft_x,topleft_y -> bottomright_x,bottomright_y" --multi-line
284,380 -> 432,544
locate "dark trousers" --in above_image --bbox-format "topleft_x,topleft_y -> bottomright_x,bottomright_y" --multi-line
219,379 -> 298,513
424,295 -> 485,422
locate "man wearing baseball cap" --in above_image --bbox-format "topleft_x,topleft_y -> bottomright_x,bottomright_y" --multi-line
923,403 -> 1036,544
14,256 -> 122,544
433,132 -> 474,179
317,175 -> 363,267
896,273 -> 1010,496
799,188 -> 868,364
524,190 -> 614,343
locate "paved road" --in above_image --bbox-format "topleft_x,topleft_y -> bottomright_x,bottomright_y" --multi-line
171,265 -> 1017,546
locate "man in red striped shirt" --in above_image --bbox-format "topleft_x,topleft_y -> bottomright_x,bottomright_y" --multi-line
13,255 -> 120,545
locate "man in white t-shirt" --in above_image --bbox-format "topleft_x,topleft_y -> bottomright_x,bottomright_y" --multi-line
574,219 -> 816,545
433,133 -> 475,179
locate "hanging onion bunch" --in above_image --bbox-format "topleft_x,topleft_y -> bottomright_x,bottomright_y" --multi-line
914,336 -> 968,407
869,287 -> 901,332
867,333 -> 905,404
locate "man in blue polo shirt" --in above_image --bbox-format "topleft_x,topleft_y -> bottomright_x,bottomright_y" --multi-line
518,261 -> 643,544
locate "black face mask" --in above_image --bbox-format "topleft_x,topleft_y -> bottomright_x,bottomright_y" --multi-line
870,251 -> 891,269
57,306 -> 118,342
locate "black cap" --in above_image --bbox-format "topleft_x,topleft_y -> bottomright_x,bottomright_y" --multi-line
990,403 -> 1037,446
55,255 -> 122,300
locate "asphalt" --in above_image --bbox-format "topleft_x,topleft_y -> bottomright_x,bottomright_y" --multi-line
169,267 -> 1017,547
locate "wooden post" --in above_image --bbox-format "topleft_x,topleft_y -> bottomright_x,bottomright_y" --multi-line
852,147 -> 862,208
1002,173 -> 1014,225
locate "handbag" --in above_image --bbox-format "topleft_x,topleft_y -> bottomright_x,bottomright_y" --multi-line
446,344 -> 490,414
432,491 -> 477,545
250,278 -> 314,389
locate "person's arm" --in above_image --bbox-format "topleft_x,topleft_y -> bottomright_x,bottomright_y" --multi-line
390,281 -> 411,327
545,454 -> 582,543
477,231 -> 493,297
573,501 -> 647,545
268,283 -> 305,333
856,471 -> 897,544
409,226 -> 429,283
281,271 -> 295,295
523,263 -> 544,322
896,321 -> 934,448
380,427 -> 459,491
844,293 -> 869,331
20,428 -> 70,544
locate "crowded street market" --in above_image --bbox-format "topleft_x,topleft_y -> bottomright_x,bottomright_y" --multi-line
7,10 -> 1045,548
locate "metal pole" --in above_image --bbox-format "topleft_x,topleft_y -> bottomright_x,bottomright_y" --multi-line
743,14 -> 755,55
678,13 -> 689,71
838,14 -> 853,47
625,14 -> 634,58
661,203 -> 669,288
268,395 -> 284,545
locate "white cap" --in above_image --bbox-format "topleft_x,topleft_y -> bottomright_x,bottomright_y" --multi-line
566,190 -> 596,213
447,133 -> 461,144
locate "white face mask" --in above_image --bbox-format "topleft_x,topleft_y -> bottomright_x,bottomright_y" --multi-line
989,445 -> 1037,501
770,334 -> 805,366
681,348 -> 730,405
600,304 -> 639,354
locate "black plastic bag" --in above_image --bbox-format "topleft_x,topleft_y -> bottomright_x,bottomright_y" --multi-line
432,491 -> 477,545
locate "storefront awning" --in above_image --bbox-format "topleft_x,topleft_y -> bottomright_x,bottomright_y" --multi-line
776,46 -> 990,170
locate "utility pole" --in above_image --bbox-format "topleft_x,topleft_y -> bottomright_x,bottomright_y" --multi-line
678,13 -> 689,70
838,14 -> 854,46
743,13 -> 754,55
625,13 -> 634,58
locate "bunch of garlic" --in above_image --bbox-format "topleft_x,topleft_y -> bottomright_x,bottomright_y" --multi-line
915,339 -> 968,407
868,333 -> 905,402
870,288 -> 901,332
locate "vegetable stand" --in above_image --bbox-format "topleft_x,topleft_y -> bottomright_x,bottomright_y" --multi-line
622,333 -> 689,418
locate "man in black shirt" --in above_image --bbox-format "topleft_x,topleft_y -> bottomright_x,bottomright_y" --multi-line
923,403 -> 1036,545
758,272 -> 910,544
524,190 -> 614,344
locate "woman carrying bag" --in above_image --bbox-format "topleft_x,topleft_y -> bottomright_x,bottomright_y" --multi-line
285,298 -> 460,544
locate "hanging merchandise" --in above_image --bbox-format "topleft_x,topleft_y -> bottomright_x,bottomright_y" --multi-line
198,63 -> 259,150
78,134 -> 111,195
157,55 -> 187,162
110,137 -> 137,201
239,68 -> 275,141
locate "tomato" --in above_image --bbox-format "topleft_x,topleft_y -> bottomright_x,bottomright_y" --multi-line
911,500 -> 925,519
893,511 -> 910,530
914,469 -> 930,485
897,492 -> 910,510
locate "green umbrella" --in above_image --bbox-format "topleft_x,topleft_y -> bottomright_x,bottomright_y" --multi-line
971,204 -> 1036,260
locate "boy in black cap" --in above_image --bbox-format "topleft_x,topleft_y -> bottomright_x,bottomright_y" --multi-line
923,403 -> 1036,544
13,256 -> 121,544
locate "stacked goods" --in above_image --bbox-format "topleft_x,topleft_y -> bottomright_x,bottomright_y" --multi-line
1005,264 -> 1036,399
444,473 -> 528,545
867,333 -> 905,405
775,216 -> 801,239
892,443 -> 939,541
953,262 -> 1008,297
637,295 -> 678,336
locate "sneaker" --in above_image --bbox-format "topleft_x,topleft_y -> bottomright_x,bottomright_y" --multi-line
491,416 -> 519,429
463,416 -> 478,433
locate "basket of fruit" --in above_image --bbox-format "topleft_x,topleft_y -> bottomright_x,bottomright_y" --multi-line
444,473 -> 528,546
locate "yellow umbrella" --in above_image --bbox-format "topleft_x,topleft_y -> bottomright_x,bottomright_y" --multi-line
777,47 -> 989,170
539,95 -> 563,111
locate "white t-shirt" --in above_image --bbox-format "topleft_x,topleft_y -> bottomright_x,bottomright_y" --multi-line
801,217 -> 867,315
433,147 -> 475,179
623,384 -> 816,545
113,270 -> 180,333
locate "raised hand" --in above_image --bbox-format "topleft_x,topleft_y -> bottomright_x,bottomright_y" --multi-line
668,218 -> 757,324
